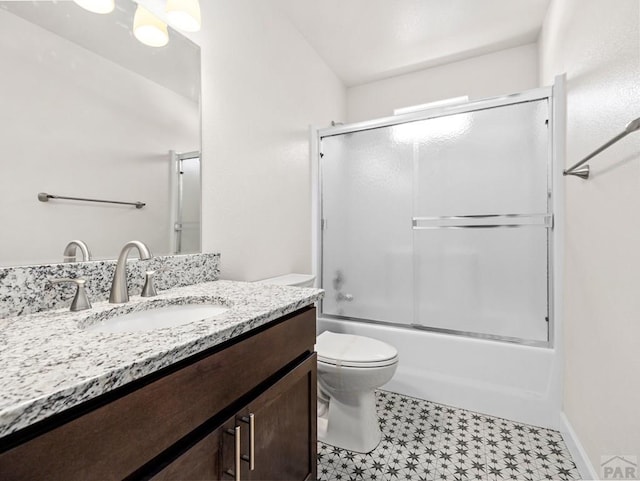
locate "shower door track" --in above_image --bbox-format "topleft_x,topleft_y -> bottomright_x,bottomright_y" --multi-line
319,313 -> 552,348
317,87 -> 552,138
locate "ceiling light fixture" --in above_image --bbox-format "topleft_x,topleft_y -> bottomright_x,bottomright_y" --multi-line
133,5 -> 169,47
166,0 -> 201,32
72,0 -> 115,14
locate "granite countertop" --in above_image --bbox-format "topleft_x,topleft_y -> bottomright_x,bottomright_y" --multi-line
0,280 -> 324,438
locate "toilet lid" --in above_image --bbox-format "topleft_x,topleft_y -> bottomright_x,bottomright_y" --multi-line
316,331 -> 398,367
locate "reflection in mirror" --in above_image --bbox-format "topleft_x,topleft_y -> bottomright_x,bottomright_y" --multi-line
0,0 -> 201,267
170,150 -> 201,255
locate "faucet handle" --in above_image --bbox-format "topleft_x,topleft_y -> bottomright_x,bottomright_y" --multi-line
141,271 -> 158,297
49,278 -> 92,312
336,292 -> 354,302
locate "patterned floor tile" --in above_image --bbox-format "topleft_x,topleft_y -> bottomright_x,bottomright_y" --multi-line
318,390 -> 581,481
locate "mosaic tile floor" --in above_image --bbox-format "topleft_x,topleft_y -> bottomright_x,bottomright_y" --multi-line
317,390 -> 581,481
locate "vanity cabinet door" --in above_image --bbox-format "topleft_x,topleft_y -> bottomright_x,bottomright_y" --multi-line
148,354 -> 317,481
148,414 -> 244,481
148,428 -> 223,481
244,353 -> 317,481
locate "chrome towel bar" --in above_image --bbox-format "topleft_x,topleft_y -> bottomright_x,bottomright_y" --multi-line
38,192 -> 145,209
564,117 -> 640,179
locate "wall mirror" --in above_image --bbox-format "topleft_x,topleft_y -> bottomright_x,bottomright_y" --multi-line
0,0 -> 201,267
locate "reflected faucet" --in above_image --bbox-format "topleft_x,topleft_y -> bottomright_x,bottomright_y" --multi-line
333,270 -> 354,302
63,240 -> 92,263
109,241 -> 153,304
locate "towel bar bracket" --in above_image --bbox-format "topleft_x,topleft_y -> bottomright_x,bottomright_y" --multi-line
563,117 -> 639,180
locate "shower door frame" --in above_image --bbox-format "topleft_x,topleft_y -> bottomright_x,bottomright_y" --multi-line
314,86 -> 558,347
169,149 -> 202,255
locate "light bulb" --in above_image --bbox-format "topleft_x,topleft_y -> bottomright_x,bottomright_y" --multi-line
134,5 -> 169,48
166,0 -> 201,32
73,0 -> 115,14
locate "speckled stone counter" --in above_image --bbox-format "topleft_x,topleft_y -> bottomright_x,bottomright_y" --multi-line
0,253 -> 221,318
0,280 -> 323,438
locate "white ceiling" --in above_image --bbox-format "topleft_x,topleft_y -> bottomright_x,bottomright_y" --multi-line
274,0 -> 551,87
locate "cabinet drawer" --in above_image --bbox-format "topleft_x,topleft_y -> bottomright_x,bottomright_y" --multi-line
0,307 -> 316,481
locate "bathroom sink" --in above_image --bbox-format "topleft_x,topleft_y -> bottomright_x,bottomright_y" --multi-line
85,303 -> 229,333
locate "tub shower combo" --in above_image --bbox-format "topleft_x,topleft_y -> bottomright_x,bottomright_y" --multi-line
314,85 -> 564,429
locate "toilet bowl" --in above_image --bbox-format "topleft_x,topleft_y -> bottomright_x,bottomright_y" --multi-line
316,331 -> 398,453
254,274 -> 399,453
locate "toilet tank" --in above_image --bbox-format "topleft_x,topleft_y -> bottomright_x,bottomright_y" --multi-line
257,273 -> 316,288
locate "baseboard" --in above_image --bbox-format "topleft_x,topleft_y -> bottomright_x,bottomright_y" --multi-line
560,412 -> 598,480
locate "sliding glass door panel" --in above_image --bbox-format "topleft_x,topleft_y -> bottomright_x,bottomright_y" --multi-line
413,100 -> 549,216
321,127 -> 414,325
413,227 -> 549,342
411,98 -> 550,341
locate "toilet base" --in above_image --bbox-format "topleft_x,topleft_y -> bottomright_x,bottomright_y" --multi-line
318,388 -> 381,453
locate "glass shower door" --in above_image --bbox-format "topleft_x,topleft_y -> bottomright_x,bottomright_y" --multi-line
411,100 -> 551,341
319,95 -> 552,343
321,126 -> 414,325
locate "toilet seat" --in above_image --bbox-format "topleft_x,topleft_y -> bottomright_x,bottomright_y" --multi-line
316,331 -> 399,368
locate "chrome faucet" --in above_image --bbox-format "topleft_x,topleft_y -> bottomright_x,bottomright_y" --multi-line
63,240 -> 92,263
109,241 -> 153,304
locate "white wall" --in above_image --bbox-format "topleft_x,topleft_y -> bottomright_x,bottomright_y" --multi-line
540,0 -> 640,473
0,11 -> 199,266
198,0 -> 346,280
347,43 -> 539,123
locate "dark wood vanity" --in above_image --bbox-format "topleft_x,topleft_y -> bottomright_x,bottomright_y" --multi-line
0,307 -> 317,481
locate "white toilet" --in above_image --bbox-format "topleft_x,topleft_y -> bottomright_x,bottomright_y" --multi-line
256,273 -> 399,454
316,331 -> 398,453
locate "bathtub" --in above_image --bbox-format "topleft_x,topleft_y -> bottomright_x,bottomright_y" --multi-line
318,316 -> 562,430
